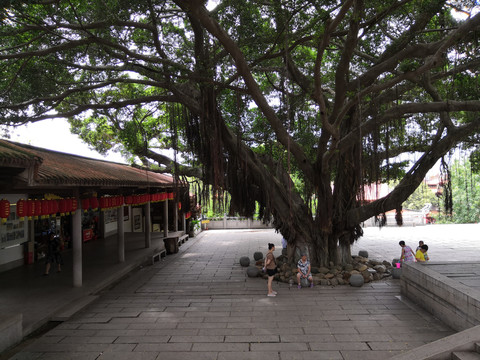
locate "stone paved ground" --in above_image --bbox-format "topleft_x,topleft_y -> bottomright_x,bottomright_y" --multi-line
11,229 -> 455,360
353,223 -> 480,263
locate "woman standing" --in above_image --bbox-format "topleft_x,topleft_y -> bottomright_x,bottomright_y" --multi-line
399,240 -> 415,263
265,243 -> 277,297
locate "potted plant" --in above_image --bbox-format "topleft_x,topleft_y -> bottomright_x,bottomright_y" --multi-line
189,219 -> 201,237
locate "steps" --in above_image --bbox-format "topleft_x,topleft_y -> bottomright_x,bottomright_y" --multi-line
390,326 -> 480,360
452,343 -> 480,360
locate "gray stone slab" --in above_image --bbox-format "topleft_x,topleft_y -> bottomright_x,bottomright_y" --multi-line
368,341 -> 425,350
20,352 -> 100,360
192,343 -> 249,352
309,342 -> 370,351
134,343 -> 192,352
224,335 -> 279,343
280,334 -> 335,342
114,335 -> 170,343
137,352 -> 217,360
4,352 -> 44,360
87,353 -> 158,360
279,351 -> 343,360
170,335 -> 225,343
341,350 -> 404,360
333,334 -> 394,342
250,343 -> 309,351
218,352 -> 279,360
59,336 -> 117,344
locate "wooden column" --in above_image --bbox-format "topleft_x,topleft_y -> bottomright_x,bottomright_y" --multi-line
117,206 -> 125,262
144,201 -> 151,248
163,199 -> 168,237
72,190 -> 82,287
174,200 -> 178,232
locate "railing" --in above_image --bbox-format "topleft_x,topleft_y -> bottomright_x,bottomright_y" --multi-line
202,211 -> 426,230
202,216 -> 273,230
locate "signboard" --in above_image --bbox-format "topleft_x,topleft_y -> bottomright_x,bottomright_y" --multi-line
83,228 -> 94,242
0,205 -> 27,249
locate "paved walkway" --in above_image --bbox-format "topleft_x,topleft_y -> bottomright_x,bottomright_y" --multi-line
353,223 -> 480,262
6,228 -> 460,360
0,232 -> 170,338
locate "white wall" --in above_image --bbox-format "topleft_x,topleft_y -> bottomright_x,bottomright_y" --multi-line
0,194 -> 28,271
0,244 -> 24,272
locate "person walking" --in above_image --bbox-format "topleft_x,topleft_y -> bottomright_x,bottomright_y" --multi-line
44,233 -> 63,275
265,243 -> 277,297
399,240 -> 415,263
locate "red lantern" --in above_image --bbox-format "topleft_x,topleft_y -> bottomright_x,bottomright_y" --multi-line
90,197 -> 98,210
26,200 -> 35,219
34,200 -> 42,219
49,199 -> 59,215
100,197 -> 107,210
168,192 -> 174,200
41,199 -> 49,218
118,196 -> 124,207
0,199 -> 10,223
125,195 -> 132,205
16,199 -> 26,220
71,198 -> 77,214
178,202 -> 182,210
59,198 -> 67,216
65,198 -> 72,214
159,193 -> 167,201
81,198 -> 90,213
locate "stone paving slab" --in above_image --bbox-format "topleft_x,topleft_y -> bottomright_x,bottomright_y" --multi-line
7,229 -> 457,360
426,262 -> 480,292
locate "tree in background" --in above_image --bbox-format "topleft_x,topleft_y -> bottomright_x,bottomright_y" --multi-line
437,156 -> 480,223
1,0 -> 480,266
402,181 -> 439,211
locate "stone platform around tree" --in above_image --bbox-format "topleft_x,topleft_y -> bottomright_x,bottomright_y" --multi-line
400,261 -> 480,332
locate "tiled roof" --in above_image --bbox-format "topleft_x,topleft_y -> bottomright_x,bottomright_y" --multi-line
0,139 -> 175,188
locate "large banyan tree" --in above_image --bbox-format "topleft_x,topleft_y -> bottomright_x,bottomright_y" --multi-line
1,0 -> 480,265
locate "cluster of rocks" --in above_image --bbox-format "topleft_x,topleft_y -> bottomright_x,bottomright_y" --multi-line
239,251 -> 400,287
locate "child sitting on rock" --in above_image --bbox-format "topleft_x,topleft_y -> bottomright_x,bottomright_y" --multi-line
415,244 -> 429,262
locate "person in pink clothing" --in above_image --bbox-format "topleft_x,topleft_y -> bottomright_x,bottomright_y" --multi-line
399,241 -> 416,263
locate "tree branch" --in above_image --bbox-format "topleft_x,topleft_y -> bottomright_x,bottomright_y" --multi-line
175,0 -> 315,180
347,118 -> 480,226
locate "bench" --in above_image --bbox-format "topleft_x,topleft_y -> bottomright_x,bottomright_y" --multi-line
151,248 -> 166,265
163,233 -> 188,254
178,234 -> 189,246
